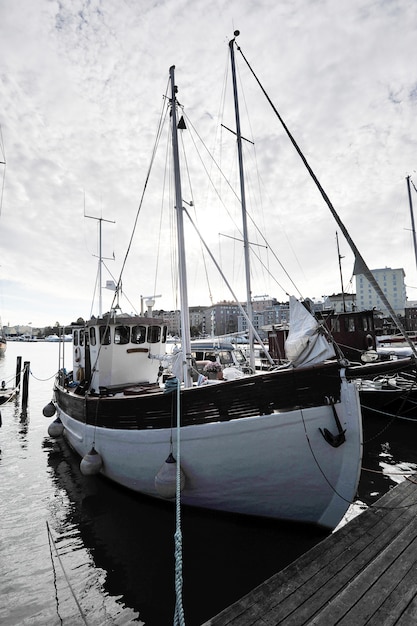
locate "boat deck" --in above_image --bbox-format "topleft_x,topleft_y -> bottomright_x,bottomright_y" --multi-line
202,477 -> 417,625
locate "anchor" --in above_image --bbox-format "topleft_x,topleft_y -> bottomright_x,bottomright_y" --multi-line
320,399 -> 346,448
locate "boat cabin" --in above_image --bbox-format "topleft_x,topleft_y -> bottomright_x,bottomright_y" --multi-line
72,315 -> 168,392
186,339 -> 249,376
316,309 -> 376,362
267,309 -> 377,364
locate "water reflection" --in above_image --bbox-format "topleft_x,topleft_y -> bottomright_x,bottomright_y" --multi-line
360,413 -> 417,505
0,396 -> 29,456
45,436 -> 327,625
41,410 -> 417,626
44,438 -> 144,625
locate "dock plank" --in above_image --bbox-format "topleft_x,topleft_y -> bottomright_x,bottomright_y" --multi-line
202,479 -> 417,625
366,567 -> 417,625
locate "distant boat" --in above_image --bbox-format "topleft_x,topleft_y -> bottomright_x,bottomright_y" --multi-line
45,334 -> 72,342
46,46 -> 365,531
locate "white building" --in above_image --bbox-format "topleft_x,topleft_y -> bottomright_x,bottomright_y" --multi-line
355,267 -> 406,316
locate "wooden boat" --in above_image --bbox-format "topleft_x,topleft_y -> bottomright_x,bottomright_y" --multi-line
269,307 -> 417,421
46,39 -> 364,530
0,382 -> 16,404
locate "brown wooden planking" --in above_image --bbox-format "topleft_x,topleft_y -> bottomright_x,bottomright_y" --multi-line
202,479 -> 417,625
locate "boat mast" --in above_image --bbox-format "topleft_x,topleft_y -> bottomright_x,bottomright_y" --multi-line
229,32 -> 255,370
406,175 -> 417,277
169,66 -> 192,388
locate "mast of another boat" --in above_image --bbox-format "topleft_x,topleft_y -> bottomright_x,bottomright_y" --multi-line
229,33 -> 255,371
406,175 -> 417,277
169,65 -> 192,388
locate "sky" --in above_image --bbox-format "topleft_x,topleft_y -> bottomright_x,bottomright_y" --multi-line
1,0 -> 417,328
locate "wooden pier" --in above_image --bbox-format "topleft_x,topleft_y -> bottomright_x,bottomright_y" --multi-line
202,478 -> 417,625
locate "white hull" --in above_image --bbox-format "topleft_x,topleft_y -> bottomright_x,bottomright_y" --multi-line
56,376 -> 362,530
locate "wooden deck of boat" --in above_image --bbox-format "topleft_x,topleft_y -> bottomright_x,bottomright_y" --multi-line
202,477 -> 417,625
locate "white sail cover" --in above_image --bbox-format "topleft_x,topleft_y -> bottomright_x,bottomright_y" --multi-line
285,296 -> 336,367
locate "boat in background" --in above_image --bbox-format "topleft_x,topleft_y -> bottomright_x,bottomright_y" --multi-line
45,45 -> 364,531
0,382 -> 16,404
0,332 -> 6,357
268,307 -> 417,421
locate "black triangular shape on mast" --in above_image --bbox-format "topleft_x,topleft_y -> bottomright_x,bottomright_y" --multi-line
177,116 -> 186,130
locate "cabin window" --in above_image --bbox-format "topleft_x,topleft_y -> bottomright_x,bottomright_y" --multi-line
218,350 -> 233,365
79,331 -> 84,346
99,325 -> 111,345
74,330 -> 79,347
114,325 -> 130,344
344,317 -> 355,332
148,325 -> 161,343
234,350 -> 247,364
162,326 -> 167,343
89,327 -> 96,346
131,325 -> 146,344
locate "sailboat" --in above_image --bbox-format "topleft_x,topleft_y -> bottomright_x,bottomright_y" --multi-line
46,41 -> 364,531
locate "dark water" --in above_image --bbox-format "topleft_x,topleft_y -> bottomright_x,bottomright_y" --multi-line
1,342 -> 416,626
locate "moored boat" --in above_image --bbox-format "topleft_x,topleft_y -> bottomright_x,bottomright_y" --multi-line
46,42 -> 365,530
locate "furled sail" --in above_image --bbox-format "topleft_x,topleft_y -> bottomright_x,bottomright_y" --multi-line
285,296 -> 335,367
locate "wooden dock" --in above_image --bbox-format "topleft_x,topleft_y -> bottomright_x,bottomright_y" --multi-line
202,478 -> 417,625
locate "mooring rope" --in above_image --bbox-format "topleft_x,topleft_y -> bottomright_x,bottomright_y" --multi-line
173,377 -> 185,626
46,521 -> 63,625
361,404 -> 417,422
46,521 -> 89,626
29,368 -> 59,382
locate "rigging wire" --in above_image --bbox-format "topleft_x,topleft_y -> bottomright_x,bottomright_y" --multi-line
108,80 -> 171,312
183,111 -> 302,298
0,126 -> 6,220
179,124 -> 214,305
235,39 -> 417,357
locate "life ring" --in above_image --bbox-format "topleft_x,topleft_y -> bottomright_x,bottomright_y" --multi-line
74,347 -> 81,363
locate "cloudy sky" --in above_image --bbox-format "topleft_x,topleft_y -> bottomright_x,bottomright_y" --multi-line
1,0 -> 417,328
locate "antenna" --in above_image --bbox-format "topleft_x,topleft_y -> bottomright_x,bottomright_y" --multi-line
85,213 -> 115,316
140,294 -> 162,316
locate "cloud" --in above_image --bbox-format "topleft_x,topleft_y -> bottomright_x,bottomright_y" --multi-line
1,0 -> 417,326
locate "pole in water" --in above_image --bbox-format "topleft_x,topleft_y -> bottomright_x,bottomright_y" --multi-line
21,361 -> 30,415
15,356 -> 22,393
